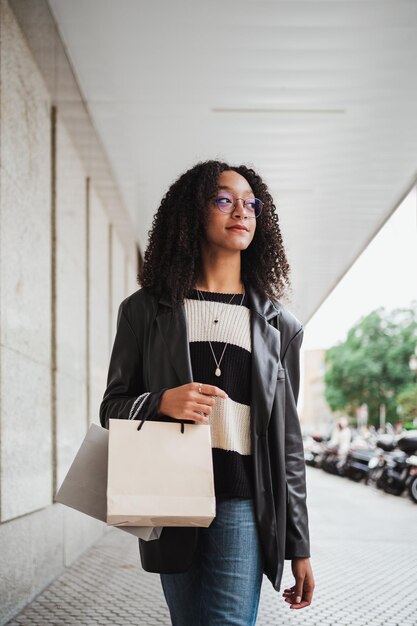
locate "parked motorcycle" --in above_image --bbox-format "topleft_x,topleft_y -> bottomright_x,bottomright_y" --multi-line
406,454 -> 417,503
366,435 -> 397,490
377,432 -> 417,498
304,434 -> 328,468
320,445 -> 346,476
344,446 -> 375,482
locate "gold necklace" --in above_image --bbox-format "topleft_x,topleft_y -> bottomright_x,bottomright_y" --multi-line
196,287 -> 246,377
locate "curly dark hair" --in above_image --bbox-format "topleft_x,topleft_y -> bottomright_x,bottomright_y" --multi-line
137,159 -> 292,307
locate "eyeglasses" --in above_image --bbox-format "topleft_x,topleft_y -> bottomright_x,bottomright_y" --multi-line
213,192 -> 263,218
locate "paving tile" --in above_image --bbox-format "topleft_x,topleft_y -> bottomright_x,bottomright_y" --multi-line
6,467 -> 417,626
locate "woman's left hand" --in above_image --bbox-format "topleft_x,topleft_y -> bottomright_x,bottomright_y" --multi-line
282,557 -> 315,609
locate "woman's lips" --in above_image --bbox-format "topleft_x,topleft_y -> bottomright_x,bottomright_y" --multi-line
227,226 -> 248,232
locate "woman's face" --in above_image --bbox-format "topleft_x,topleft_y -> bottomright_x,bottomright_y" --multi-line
202,170 -> 257,252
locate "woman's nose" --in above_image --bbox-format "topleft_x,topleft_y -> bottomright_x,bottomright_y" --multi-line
232,198 -> 247,217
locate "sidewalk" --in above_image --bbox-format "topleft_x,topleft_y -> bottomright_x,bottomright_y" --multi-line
7,467 -> 417,626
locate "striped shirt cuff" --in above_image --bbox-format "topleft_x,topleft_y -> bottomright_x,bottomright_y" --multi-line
128,392 -> 151,420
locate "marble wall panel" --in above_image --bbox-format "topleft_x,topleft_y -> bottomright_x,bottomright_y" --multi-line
126,254 -> 138,298
110,228 -> 126,340
89,185 -> 110,425
63,506 -> 105,567
0,0 -> 52,521
0,346 -> 52,520
0,503 -> 64,625
0,3 -> 51,364
55,117 -> 88,495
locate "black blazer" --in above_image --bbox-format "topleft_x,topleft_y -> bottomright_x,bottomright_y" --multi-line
100,284 -> 310,592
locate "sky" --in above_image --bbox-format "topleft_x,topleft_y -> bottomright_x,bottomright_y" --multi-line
298,185 -> 417,411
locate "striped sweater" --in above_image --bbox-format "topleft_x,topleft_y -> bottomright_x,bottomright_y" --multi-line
183,288 -> 254,499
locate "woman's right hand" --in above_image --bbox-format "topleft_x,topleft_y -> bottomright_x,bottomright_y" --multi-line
156,382 -> 228,424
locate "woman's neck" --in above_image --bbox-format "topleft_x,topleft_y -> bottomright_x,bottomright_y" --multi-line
195,252 -> 243,294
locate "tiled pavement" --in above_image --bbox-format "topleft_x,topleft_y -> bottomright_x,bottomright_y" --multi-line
7,466 -> 417,626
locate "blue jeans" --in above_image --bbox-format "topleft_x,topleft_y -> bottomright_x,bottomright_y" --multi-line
160,497 -> 265,626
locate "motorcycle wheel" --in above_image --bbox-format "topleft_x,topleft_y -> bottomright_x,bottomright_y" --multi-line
349,470 -> 364,482
382,482 -> 405,496
408,476 -> 417,504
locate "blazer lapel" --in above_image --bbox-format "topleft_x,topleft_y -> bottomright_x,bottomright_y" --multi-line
247,284 -> 282,435
156,294 -> 194,385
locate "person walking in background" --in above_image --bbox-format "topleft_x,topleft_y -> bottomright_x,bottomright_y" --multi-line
100,159 -> 315,625
327,416 -> 352,470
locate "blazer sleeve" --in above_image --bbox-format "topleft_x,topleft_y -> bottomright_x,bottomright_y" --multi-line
99,301 -> 168,430
281,325 -> 311,559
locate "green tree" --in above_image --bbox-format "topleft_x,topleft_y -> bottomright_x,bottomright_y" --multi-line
324,303 -> 417,427
396,383 -> 417,422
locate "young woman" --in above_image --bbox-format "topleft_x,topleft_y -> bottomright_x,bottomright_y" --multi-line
100,160 -> 315,625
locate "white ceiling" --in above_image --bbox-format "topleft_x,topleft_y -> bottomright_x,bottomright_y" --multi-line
48,0 -> 417,322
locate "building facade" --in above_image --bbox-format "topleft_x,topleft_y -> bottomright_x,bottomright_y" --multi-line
0,2 -> 140,622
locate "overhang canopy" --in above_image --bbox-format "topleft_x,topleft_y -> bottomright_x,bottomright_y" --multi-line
46,0 -> 417,321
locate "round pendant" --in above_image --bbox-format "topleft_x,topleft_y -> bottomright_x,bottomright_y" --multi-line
215,367 -> 221,377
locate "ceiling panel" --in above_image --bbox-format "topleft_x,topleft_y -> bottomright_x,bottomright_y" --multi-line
48,0 -> 417,321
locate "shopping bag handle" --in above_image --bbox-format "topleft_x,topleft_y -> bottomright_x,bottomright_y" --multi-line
137,418 -> 186,433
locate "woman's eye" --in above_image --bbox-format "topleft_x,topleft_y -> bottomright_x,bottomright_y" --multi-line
217,197 -> 231,204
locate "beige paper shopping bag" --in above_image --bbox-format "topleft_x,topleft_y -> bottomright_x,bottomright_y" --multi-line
107,418 -> 216,527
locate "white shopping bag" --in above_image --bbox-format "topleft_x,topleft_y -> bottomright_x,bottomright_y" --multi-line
55,423 -> 162,541
107,418 -> 216,527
